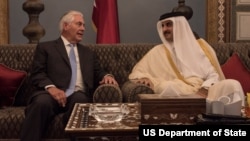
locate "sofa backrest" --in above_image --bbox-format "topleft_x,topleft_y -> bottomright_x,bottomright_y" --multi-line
84,43 -> 157,85
210,42 -> 250,70
1,43 -> 250,106
0,44 -> 36,72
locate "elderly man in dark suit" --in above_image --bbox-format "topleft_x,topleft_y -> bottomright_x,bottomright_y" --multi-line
20,10 -> 118,141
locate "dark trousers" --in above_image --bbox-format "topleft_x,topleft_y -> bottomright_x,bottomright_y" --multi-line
20,91 -> 90,141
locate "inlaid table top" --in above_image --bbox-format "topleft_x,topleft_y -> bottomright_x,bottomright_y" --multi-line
65,103 -> 141,137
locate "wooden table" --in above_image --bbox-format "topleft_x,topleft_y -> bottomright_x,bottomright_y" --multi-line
65,103 -> 140,141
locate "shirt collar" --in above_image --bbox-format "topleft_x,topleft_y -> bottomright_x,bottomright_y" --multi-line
61,35 -> 71,47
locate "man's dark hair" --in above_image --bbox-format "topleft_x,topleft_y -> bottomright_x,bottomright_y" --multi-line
159,12 -> 185,21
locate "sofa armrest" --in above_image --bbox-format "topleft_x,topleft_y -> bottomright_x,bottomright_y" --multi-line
121,80 -> 154,102
93,84 -> 122,103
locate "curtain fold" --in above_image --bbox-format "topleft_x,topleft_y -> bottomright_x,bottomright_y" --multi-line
92,0 -> 120,44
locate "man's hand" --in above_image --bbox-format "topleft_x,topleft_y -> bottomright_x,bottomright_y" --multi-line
196,87 -> 208,98
133,78 -> 153,88
99,75 -> 118,86
47,87 -> 67,107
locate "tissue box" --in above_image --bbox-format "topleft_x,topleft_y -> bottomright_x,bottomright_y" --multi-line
138,94 -> 206,124
206,100 -> 242,116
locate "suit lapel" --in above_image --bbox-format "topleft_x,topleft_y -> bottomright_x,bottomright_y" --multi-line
55,38 -> 71,67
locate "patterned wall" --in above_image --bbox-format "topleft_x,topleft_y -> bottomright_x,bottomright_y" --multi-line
0,0 -> 9,44
206,0 -> 250,43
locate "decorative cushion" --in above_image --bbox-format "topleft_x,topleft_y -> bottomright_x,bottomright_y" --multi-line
221,53 -> 250,95
122,81 -> 154,102
93,84 -> 123,103
0,64 -> 27,108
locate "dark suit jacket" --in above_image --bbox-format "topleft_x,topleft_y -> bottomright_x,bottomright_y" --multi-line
30,38 -> 107,99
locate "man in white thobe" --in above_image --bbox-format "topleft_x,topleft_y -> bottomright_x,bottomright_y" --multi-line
129,12 -> 245,110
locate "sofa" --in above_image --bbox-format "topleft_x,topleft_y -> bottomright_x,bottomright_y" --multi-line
0,42 -> 250,140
